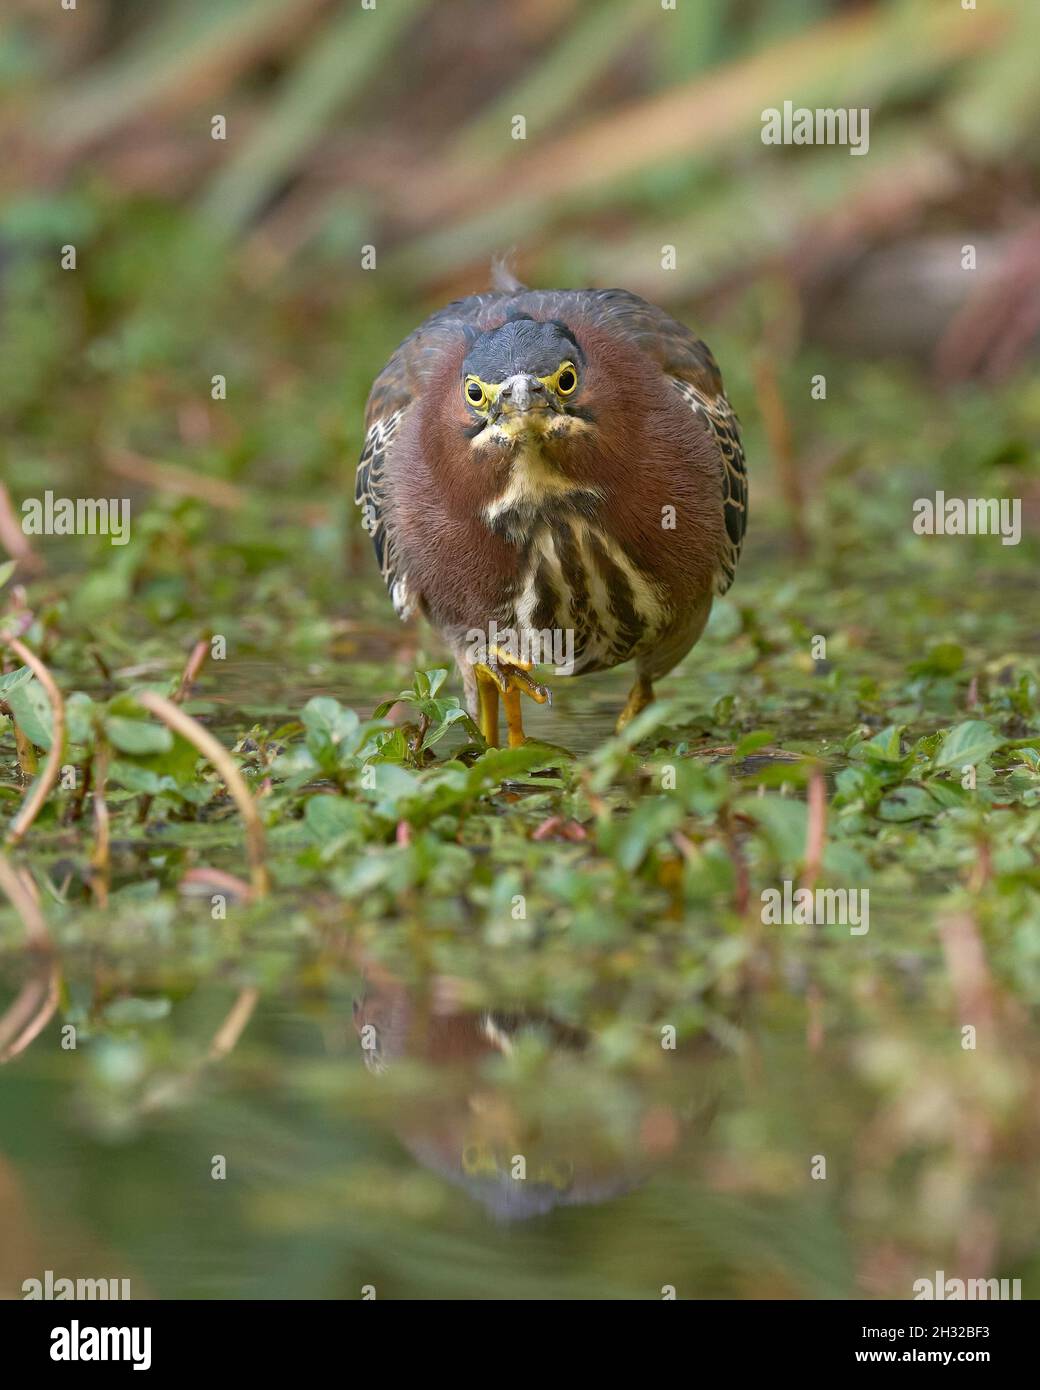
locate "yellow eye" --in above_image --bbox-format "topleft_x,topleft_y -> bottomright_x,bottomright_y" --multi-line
465,377 -> 488,409
555,362 -> 578,396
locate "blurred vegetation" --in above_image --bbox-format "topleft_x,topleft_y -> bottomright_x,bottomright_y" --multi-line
1,0 -> 1039,1300
4,0 -> 1039,326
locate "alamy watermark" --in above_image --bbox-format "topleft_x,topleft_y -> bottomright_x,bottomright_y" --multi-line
912,493 -> 1021,546
761,101 -> 869,156
465,620 -> 575,676
21,490 -> 130,546
913,1271 -> 1021,1301
761,880 -> 869,935
50,1321 -> 151,1371
23,1270 -> 130,1300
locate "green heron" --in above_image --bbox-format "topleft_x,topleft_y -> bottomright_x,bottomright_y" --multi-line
355,283 -> 747,746
353,971 -> 656,1220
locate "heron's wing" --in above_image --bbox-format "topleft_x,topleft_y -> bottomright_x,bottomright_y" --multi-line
354,402 -> 411,616
668,377 -> 747,595
576,288 -> 748,595
354,302 -> 479,618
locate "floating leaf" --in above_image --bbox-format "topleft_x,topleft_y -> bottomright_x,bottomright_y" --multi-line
304,794 -> 367,847
932,720 -> 1005,770
879,785 -> 939,821
856,725 -> 906,764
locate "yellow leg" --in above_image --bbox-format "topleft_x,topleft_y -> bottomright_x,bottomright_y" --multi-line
502,688 -> 527,747
476,669 -> 500,746
474,645 -> 551,747
615,674 -> 654,733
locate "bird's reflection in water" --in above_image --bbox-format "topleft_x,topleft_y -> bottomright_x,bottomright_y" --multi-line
353,968 -> 718,1221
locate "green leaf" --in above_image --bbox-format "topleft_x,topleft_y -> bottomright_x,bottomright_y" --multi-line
0,665 -> 33,699
65,692 -> 98,747
104,715 -> 174,756
465,743 -> 566,789
932,720 -> 1005,770
908,642 -> 964,677
304,794 -> 366,846
733,729 -> 775,757
302,697 -> 360,767
360,762 -> 421,818
611,799 -> 684,872
4,675 -> 54,750
421,705 -> 474,749
857,725 -> 906,764
370,727 -> 409,764
879,785 -> 939,821
102,996 -> 172,1026
834,764 -> 883,810
747,795 -> 808,864
108,762 -> 170,796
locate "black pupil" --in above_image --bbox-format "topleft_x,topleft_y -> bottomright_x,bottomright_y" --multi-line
467,382 -> 483,402
559,370 -> 575,391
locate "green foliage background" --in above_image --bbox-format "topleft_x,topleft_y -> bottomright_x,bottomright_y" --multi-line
0,0 -> 1038,1300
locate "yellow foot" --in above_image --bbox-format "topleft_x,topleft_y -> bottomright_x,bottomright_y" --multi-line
475,645 -> 552,747
615,674 -> 654,734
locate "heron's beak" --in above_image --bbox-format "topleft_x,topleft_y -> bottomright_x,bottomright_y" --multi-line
492,374 -> 554,427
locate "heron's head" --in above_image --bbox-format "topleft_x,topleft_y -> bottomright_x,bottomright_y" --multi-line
460,314 -> 591,448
